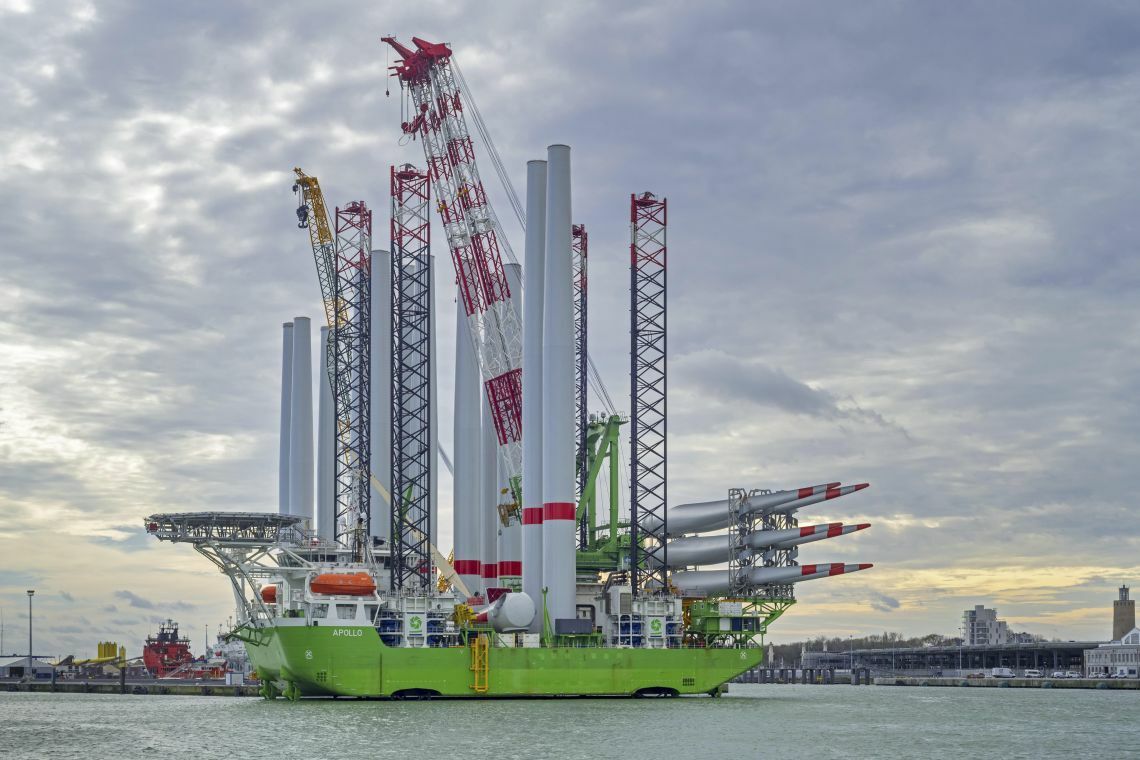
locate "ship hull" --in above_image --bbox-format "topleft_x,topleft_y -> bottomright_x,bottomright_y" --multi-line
243,625 -> 763,698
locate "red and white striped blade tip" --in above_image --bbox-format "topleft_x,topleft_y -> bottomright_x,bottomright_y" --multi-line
801,562 -> 874,576
801,522 -> 844,533
809,481 -> 842,491
825,483 -> 870,498
809,523 -> 871,537
795,482 -> 842,498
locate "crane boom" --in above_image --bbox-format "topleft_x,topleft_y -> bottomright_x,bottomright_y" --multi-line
381,36 -> 524,501
292,169 -> 338,329
292,168 -> 373,548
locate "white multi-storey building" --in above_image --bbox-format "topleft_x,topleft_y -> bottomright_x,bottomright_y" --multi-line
961,605 -> 1010,645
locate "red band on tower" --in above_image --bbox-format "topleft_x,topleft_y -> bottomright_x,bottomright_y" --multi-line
453,559 -> 481,576
543,502 -> 576,521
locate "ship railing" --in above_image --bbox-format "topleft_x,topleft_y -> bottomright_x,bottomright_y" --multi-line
145,512 -> 307,545
482,637 -> 762,650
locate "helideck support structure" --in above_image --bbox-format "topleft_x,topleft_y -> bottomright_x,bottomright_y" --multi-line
390,164 -> 433,590
630,192 -> 667,594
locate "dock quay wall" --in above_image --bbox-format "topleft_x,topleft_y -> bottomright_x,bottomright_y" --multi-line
3,679 -> 259,697
874,676 -> 1139,690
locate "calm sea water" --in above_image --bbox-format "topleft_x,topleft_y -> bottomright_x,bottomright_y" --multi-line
2,684 -> 1138,759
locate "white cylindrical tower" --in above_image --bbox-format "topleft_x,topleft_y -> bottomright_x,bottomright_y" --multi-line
278,322 -> 293,515
316,325 -> 336,541
370,250 -> 392,542
521,159 -> 548,628
541,144 -> 576,627
454,292 -> 483,595
499,262 -> 524,584
481,396 -> 500,589
288,316 -> 314,521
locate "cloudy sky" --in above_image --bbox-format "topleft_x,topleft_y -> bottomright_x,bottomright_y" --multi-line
2,0 -> 1139,658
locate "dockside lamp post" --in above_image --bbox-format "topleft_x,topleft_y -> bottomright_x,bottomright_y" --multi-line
26,589 -> 34,679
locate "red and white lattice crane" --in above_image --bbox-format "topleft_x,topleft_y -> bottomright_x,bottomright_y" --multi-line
381,36 -> 523,496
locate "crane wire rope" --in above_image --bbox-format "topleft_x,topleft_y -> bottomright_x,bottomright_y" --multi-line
452,59 -> 526,232
452,56 -> 619,416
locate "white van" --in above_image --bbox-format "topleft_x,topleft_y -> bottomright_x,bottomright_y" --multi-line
1023,669 -> 1043,678
990,667 -> 1015,678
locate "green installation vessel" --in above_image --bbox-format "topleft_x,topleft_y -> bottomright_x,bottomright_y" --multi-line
144,472 -> 872,701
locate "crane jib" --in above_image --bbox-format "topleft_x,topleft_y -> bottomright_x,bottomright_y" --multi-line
382,36 -> 524,486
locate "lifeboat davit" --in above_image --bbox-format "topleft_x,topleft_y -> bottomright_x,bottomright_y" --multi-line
309,572 -> 376,596
260,585 -> 277,604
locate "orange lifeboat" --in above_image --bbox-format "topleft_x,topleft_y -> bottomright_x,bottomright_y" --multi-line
310,572 -> 376,596
260,585 -> 277,604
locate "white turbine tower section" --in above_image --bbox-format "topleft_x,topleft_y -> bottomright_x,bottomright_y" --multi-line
521,159 -> 547,625
541,144 -> 575,626
481,396 -> 499,588
499,262 -> 523,583
370,249 -> 392,540
278,321 -> 293,515
454,294 -> 484,594
316,325 -> 336,541
288,316 -> 314,521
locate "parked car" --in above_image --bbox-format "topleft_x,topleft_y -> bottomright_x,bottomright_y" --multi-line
990,667 -> 1015,678
1050,671 -> 1066,678
1023,669 -> 1043,678
1065,671 -> 1082,679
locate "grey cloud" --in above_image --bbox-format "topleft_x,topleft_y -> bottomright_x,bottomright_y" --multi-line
675,351 -> 840,417
673,350 -> 910,439
869,592 -> 901,613
51,625 -> 92,635
114,590 -> 155,609
0,570 -> 40,588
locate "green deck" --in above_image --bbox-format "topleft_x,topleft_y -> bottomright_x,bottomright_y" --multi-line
244,626 -> 764,698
